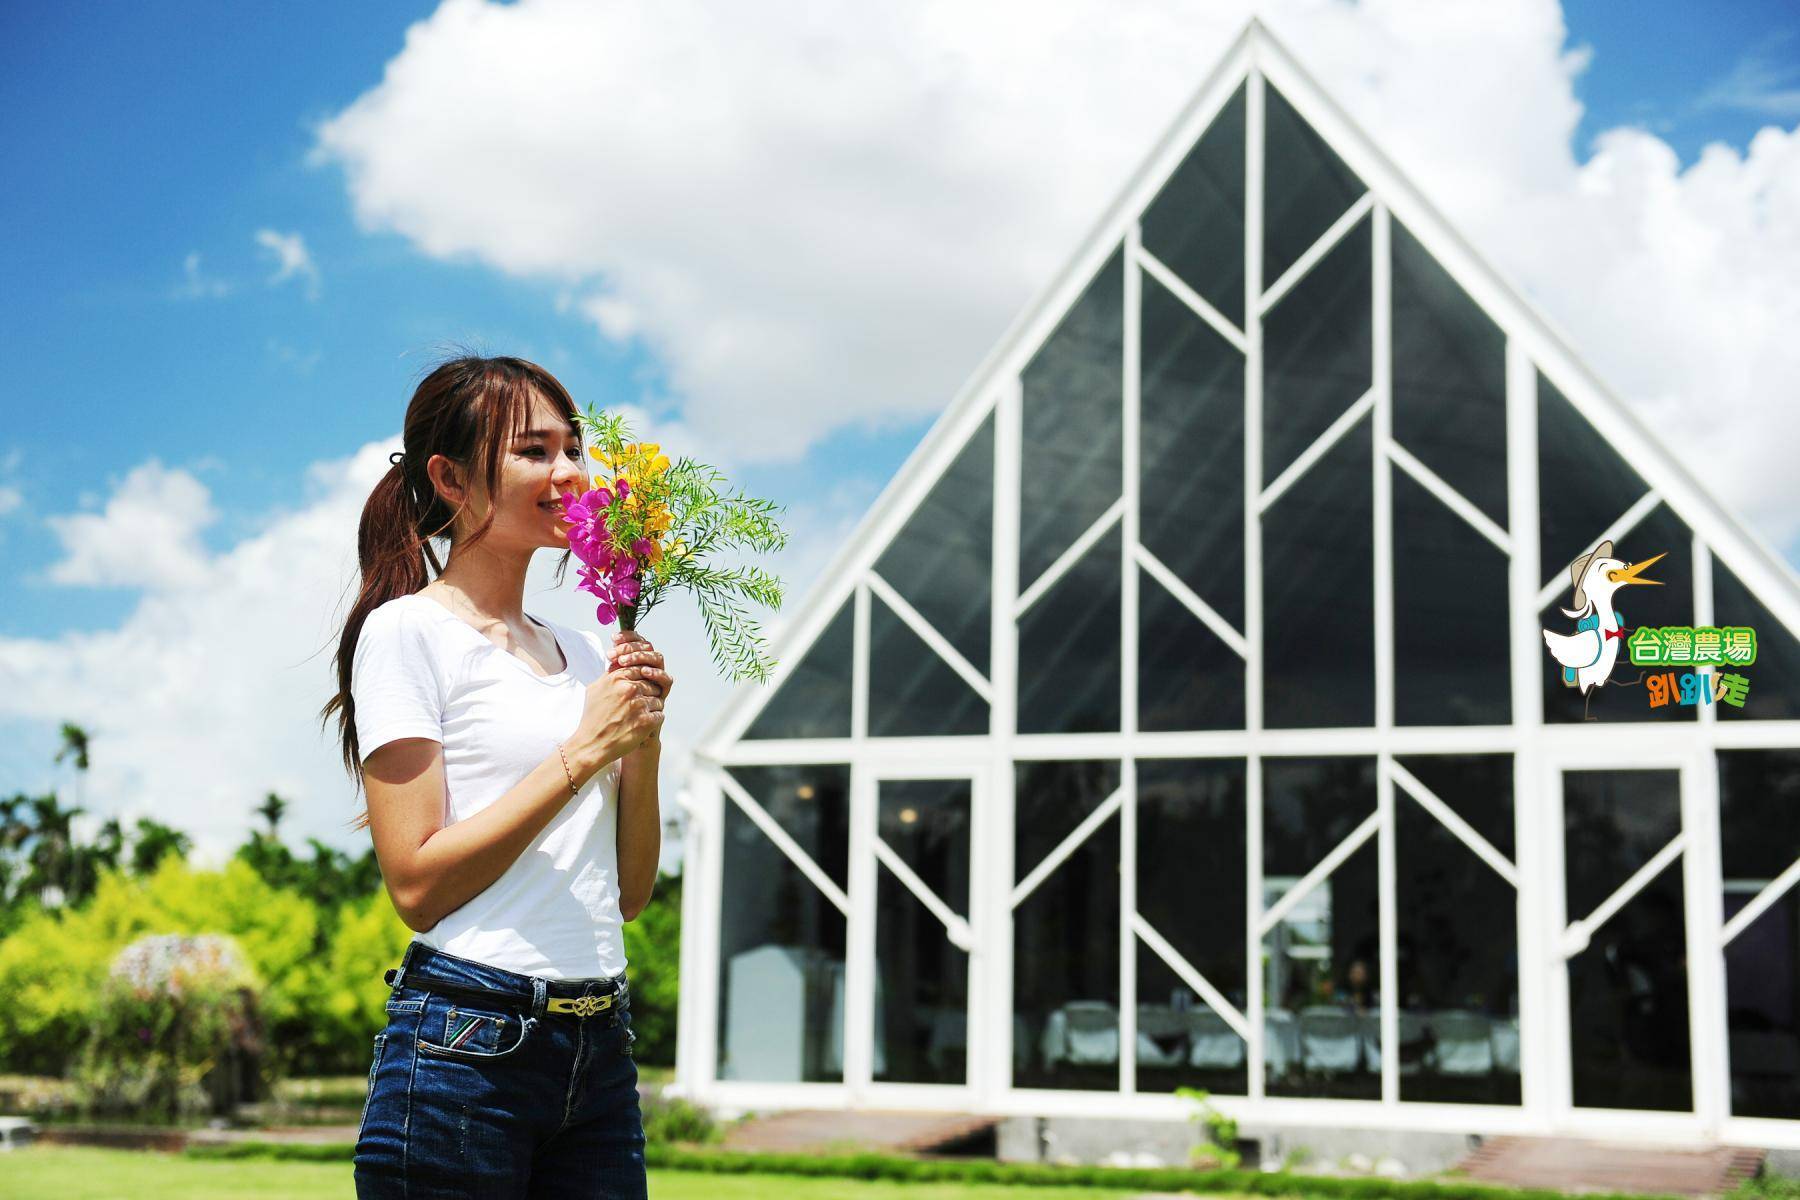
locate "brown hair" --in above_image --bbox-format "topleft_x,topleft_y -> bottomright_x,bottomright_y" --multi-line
319,352 -> 582,830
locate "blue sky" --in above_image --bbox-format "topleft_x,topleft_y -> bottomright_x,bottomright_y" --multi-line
2,2 -> 1799,850
3,2 -> 1795,641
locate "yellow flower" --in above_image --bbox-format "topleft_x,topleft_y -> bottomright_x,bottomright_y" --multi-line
588,446 -> 607,463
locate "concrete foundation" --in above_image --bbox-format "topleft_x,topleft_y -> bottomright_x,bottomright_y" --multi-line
997,1114 -> 1478,1176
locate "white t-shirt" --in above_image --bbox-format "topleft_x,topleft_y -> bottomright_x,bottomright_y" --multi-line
350,591 -> 627,979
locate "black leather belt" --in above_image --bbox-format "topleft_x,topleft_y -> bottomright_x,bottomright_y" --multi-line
385,969 -> 627,1019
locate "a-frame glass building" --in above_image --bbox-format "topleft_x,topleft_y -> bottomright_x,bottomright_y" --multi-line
676,20 -> 1800,1146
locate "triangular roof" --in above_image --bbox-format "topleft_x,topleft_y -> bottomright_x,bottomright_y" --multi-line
700,17 -> 1800,753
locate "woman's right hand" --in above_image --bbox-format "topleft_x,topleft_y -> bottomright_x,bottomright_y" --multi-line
565,669 -> 663,779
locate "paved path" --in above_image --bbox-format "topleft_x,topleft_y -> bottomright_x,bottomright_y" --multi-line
1458,1135 -> 1764,1197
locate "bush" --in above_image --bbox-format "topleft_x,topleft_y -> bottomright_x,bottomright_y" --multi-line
640,1092 -> 720,1145
71,933 -> 269,1121
621,872 -> 681,1065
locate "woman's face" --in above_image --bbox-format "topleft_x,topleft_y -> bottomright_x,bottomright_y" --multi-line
444,391 -> 586,549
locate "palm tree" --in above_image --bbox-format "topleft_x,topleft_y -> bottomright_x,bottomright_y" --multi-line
254,792 -> 288,841
25,793 -> 83,907
129,818 -> 192,875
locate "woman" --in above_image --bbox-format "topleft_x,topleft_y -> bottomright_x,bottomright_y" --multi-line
321,354 -> 672,1198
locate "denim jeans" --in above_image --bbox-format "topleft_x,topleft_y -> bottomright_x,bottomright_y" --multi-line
354,941 -> 646,1199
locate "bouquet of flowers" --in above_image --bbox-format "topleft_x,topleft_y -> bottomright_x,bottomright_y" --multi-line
558,406 -> 789,683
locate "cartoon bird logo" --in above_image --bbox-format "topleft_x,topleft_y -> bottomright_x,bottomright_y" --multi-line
1541,539 -> 1665,721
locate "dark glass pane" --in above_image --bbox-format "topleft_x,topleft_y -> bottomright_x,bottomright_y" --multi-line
1263,413 -> 1373,729
725,765 -> 852,891
1537,374 -> 1649,586
878,779 -> 973,914
1562,767 -> 1692,1112
1263,840 -> 1381,1100
1725,888 -> 1800,1118
1393,466 -> 1510,726
1141,82 -> 1246,327
1021,248 -> 1123,589
1139,568 -> 1245,732
1263,216 -> 1371,487
868,594 -> 987,737
743,598 -> 853,740
1391,219 -> 1507,530
1139,268 -> 1245,630
1719,750 -> 1800,1117
1263,82 -> 1365,290
1018,526 -> 1121,734
1135,758 -> 1247,1096
874,413 -> 994,675
1263,756 -> 1378,903
1714,559 -> 1800,721
1137,944 -> 1248,1097
1542,503 -> 1695,724
1014,759 -> 1123,877
1396,764 -> 1520,1105
874,780 -> 972,1085
1014,760 -> 1121,1090
1395,754 -> 1515,860
1563,768 -> 1681,920
717,764 -> 851,1082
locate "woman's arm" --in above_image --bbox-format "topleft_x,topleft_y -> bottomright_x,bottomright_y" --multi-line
616,735 -> 661,921
609,629 -> 670,921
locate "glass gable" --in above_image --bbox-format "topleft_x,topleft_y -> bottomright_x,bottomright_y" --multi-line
1712,558 -> 1800,721
1263,82 -> 1365,290
1537,373 -> 1650,584
874,412 -> 995,676
1392,465 -> 1511,726
1263,215 -> 1372,488
1021,248 -> 1123,591
1263,413 -> 1374,729
743,597 -> 854,740
1390,219 -> 1507,530
868,594 -> 987,737
1018,525 -> 1122,735
1141,82 -> 1247,327
1139,267 -> 1245,630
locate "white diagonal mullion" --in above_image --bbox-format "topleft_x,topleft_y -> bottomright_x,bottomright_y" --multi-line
1132,912 -> 1251,1042
1010,786 -> 1125,910
1257,810 -> 1381,937
1014,496 -> 1126,618
1133,543 -> 1248,659
718,771 -> 851,916
1259,191 -> 1375,315
1136,247 -> 1248,354
1560,832 -> 1686,959
874,837 -> 974,952
1258,389 -> 1376,513
1721,854 -> 1800,948
866,571 -> 994,704
1390,760 -> 1520,888
1386,439 -> 1511,556
1536,489 -> 1662,609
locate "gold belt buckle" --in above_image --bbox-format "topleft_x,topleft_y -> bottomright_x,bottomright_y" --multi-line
547,993 -> 614,1018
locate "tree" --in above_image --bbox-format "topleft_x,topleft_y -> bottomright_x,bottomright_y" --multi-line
25,793 -> 83,908
129,818 -> 192,876
254,792 -> 287,840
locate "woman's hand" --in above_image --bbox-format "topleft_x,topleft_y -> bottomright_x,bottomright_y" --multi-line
610,630 -> 672,748
565,649 -> 663,776
609,630 -> 672,698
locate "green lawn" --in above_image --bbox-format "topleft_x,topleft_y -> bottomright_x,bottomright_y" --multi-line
6,1147 -> 1157,1199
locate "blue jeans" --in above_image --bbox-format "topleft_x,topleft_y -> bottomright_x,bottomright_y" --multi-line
354,941 -> 647,1199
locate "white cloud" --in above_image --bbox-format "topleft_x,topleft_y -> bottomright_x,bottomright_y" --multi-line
254,228 -> 322,299
1698,43 -> 1800,121
172,251 -> 232,300
0,485 -> 21,519
0,437 -> 859,864
40,460 -> 218,590
308,0 -> 1800,556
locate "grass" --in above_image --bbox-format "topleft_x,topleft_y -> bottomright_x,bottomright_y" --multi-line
5,1146 -> 1149,1199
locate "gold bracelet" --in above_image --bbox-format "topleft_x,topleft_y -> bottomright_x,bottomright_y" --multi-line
557,743 -> 581,797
